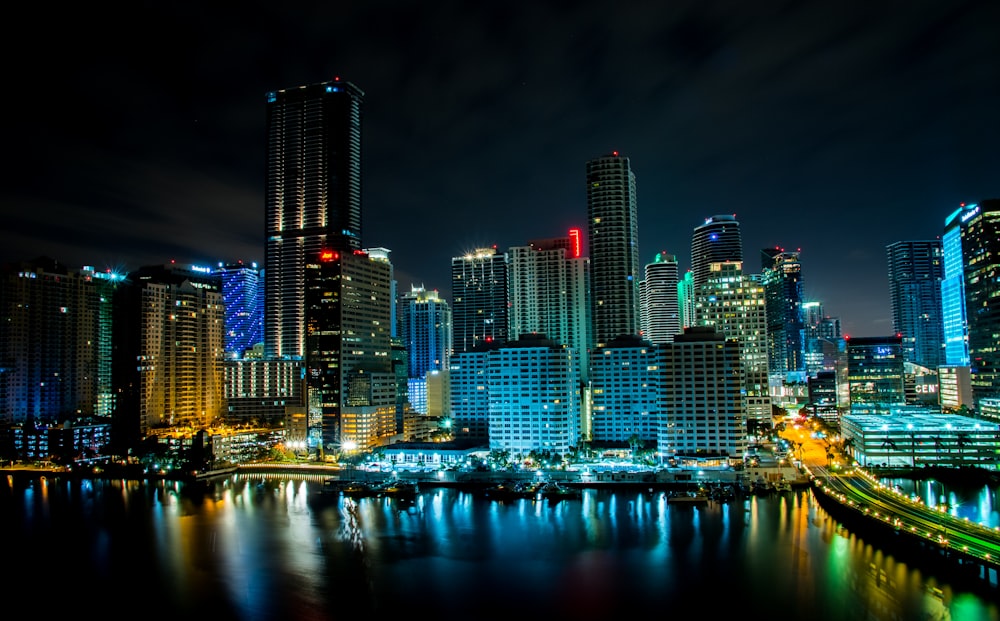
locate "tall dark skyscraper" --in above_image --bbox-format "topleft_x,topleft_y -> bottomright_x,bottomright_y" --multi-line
886,240 -> 944,369
960,199 -> 1000,421
586,152 -> 640,348
690,215 -> 743,291
761,247 -> 806,375
451,247 -> 508,354
264,77 -> 364,360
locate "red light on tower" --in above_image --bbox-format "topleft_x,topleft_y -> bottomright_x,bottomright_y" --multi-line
568,227 -> 582,258
612,150 -> 619,157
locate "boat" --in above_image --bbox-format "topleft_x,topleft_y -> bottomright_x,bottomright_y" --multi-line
540,481 -> 583,502
377,480 -> 419,501
667,491 -> 709,505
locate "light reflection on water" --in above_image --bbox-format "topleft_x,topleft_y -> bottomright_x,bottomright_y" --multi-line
1,475 -> 998,620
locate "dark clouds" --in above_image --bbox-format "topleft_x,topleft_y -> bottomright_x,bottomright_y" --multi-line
2,1 -> 998,336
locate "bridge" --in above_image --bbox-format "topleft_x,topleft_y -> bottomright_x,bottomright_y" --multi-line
808,464 -> 1000,589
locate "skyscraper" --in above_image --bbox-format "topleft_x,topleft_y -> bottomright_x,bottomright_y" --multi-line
264,77 -> 364,360
886,240 -> 944,369
586,152 -> 640,348
451,247 -> 508,354
639,251 -> 680,345
845,335 -> 905,410
941,203 -> 976,366
960,199 -> 1000,421
690,215 -> 743,291
507,229 -> 591,382
694,261 -> 771,432
217,261 -> 262,359
304,248 -> 394,454
761,247 -> 805,375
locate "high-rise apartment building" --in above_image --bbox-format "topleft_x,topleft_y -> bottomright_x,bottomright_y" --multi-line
0,258 -> 115,424
264,77 -> 364,360
399,285 -> 452,416
677,270 -> 695,330
659,326 -> 747,464
586,152 -> 640,348
694,261 -> 771,431
886,240 -> 944,369
590,335 -> 658,445
507,229 -> 591,382
217,261 -> 262,359
960,199 -> 1000,421
690,215 -> 742,291
639,252 -> 680,345
451,247 -> 508,354
112,263 -> 226,444
761,247 -> 805,375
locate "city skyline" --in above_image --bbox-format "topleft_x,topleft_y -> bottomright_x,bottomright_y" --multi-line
3,2 -> 999,338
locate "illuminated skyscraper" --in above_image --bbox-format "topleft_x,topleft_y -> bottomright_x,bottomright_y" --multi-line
400,285 -> 452,416
886,240 -> 944,369
507,229 -> 591,381
690,215 -> 742,291
217,261 -> 262,359
761,247 -> 805,375
846,335 -> 905,410
639,252 -> 680,345
941,203 -> 975,366
264,77 -> 364,360
305,248 -> 395,454
694,261 -> 771,433
451,247 -> 508,354
586,152 -> 640,348
960,199 -> 1000,421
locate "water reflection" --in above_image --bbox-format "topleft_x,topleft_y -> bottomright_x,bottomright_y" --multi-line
1,475 -> 997,620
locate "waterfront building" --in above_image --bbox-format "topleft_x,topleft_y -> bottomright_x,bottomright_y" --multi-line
659,326 -> 747,465
886,240 -> 944,369
690,214 -> 742,291
486,334 -> 580,459
590,335 -> 658,445
264,77 -> 364,360
960,199 -> 1000,422
639,252 -> 680,345
216,261 -> 262,359
451,247 -> 508,354
449,347 -> 491,443
507,229 -> 591,382
693,261 -> 771,432
223,358 -> 304,426
586,152 -> 640,347
399,285 -> 452,418
112,263 -> 225,443
304,248 -> 395,455
840,409 -> 1000,470
0,258 -> 117,424
846,335 -> 905,410
761,247 -> 806,375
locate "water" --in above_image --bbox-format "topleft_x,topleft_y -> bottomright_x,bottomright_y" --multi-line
2,473 -> 997,620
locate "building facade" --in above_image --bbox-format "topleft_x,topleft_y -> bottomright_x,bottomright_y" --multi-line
761,247 -> 805,375
589,335 -> 658,445
846,335 -> 905,410
264,78 -> 364,360
451,247 -> 508,354
586,152 -> 640,348
886,240 -> 944,369
960,199 -> 1000,421
690,214 -> 742,291
217,261 -> 262,359
639,252 -> 680,345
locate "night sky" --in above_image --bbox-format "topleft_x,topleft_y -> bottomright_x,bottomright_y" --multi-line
3,2 -> 998,337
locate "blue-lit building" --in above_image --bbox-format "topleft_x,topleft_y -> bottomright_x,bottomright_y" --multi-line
961,199 -> 1000,422
941,203 -> 976,366
451,247 -> 508,354
886,240 -> 944,369
590,334 -> 658,445
217,261 -> 262,359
